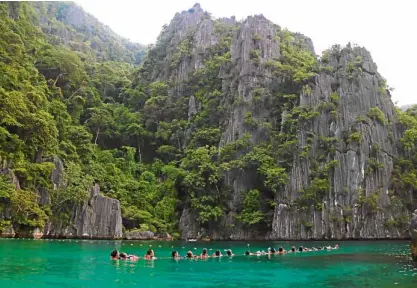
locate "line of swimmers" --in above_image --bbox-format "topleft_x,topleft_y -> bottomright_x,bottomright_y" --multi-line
110,244 -> 339,261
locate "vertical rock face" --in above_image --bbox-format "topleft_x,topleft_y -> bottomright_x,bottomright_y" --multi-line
270,45 -> 406,239
145,4 -> 415,240
46,184 -> 123,239
411,210 -> 417,261
39,159 -> 123,239
0,163 -> 17,238
70,184 -> 123,239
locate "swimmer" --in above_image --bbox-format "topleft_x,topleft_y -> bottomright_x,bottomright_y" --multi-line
213,250 -> 222,257
298,246 -> 304,252
278,247 -> 286,254
268,247 -> 276,254
290,246 -> 296,253
110,250 -> 120,260
334,244 -> 339,249
144,249 -> 155,260
226,249 -> 234,257
245,250 -> 253,256
120,252 -> 139,261
172,250 -> 181,259
186,251 -> 194,259
200,248 -> 209,259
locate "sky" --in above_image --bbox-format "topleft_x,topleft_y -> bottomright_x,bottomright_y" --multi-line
75,0 -> 416,106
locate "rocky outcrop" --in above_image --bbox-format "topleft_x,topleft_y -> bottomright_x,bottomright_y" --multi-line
0,161 -> 18,237
125,230 -> 155,240
36,156 -> 64,206
50,184 -> 123,239
147,4 -> 414,240
124,231 -> 173,240
411,210 -> 417,261
0,226 -> 15,238
269,45 -> 406,240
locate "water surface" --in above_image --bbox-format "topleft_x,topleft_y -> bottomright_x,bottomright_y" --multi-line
0,239 -> 416,287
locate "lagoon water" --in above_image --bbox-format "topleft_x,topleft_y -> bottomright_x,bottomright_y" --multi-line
0,239 -> 416,287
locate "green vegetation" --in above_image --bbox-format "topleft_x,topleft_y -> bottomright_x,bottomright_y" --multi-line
345,55 -> 363,80
268,30 -> 317,83
346,131 -> 362,144
365,158 -> 384,176
357,189 -> 379,212
237,189 -> 264,225
2,2 -> 409,239
367,107 -> 388,125
384,215 -> 411,229
249,49 -> 261,65
392,106 -> 417,203
244,112 -> 258,129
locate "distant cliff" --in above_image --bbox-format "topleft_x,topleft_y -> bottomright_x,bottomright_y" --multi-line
0,2 -> 415,240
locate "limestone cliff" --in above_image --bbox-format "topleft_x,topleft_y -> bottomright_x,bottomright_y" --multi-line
44,183 -> 123,239
139,4 -> 415,240
1,2 -> 414,241
411,210 -> 417,261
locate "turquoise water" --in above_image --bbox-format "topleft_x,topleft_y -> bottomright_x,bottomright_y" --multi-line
0,239 -> 416,287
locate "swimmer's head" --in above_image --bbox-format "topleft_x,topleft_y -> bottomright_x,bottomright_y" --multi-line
147,249 -> 154,256
269,248 -> 276,253
278,247 -> 283,252
202,248 -> 207,255
111,250 -> 119,258
215,250 -> 221,256
172,250 -> 178,258
291,246 -> 296,252
298,246 -> 303,252
245,250 -> 250,255
226,249 -> 232,256
120,253 -> 127,259
186,251 -> 193,258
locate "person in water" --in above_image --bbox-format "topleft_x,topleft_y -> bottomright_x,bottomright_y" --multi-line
110,250 -> 120,260
268,248 -> 276,254
144,249 -> 155,260
213,250 -> 222,257
298,246 -> 304,252
186,251 -> 199,259
120,253 -> 139,261
171,250 -> 181,259
289,246 -> 296,253
278,247 -> 286,254
226,249 -> 234,257
200,248 -> 209,259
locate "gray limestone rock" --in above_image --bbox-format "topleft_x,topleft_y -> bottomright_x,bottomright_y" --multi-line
70,184 -> 123,239
411,210 -> 417,261
44,184 -> 123,239
157,5 -> 414,240
124,230 -> 155,240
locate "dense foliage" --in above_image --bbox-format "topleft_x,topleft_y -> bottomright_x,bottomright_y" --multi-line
0,2 -> 414,238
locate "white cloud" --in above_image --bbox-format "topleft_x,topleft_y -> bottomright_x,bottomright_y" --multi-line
76,0 -> 416,106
